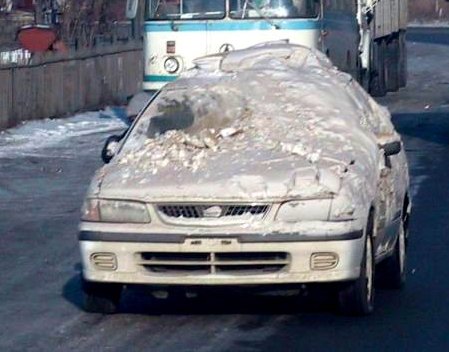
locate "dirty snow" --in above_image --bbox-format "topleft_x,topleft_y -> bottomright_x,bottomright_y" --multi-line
97,43 -> 405,222
0,107 -> 127,158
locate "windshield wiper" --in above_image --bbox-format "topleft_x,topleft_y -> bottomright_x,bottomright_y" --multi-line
242,1 -> 280,29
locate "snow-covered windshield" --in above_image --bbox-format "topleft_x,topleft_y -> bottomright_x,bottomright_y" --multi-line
120,86 -> 245,154
147,0 -> 226,20
230,0 -> 319,19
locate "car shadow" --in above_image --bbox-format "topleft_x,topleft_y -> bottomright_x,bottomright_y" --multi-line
392,111 -> 449,147
62,269 -> 407,317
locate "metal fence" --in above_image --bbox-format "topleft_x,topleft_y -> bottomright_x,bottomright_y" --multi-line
0,42 -> 143,130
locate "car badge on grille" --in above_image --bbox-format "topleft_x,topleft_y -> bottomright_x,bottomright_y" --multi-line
203,206 -> 223,218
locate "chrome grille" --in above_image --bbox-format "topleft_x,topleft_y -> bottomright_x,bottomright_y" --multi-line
158,204 -> 269,219
137,252 -> 290,275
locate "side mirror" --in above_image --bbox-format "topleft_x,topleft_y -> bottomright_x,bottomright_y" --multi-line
101,135 -> 122,164
380,141 -> 402,157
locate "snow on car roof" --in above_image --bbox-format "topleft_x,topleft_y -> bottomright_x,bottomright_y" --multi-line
110,43 -> 397,204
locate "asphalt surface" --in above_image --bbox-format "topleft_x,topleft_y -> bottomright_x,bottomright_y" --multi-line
1,28 -> 449,352
407,26 -> 449,45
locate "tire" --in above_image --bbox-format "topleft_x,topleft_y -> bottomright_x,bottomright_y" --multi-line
338,232 -> 375,316
377,219 -> 407,289
398,31 -> 407,88
385,37 -> 400,92
81,277 -> 122,314
369,40 -> 387,97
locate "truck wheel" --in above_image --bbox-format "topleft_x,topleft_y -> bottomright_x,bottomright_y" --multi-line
81,277 -> 122,314
369,40 -> 387,97
398,31 -> 407,88
386,37 -> 400,92
338,233 -> 375,316
377,219 -> 407,289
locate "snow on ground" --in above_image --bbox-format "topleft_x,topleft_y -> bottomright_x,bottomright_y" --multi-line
0,107 -> 128,158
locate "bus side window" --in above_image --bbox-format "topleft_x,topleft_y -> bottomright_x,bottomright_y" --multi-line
155,0 -> 180,18
292,0 -> 319,17
185,0 -> 220,13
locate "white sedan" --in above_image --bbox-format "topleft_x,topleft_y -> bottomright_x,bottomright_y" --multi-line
79,43 -> 411,315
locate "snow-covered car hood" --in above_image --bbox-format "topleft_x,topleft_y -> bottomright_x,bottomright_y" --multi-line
93,43 -> 399,206
98,148 -> 346,202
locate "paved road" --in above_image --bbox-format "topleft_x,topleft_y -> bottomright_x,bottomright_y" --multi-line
1,28 -> 449,352
407,26 -> 449,45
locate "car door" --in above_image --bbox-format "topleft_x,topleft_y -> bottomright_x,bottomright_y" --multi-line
379,142 -> 408,253
376,143 -> 402,256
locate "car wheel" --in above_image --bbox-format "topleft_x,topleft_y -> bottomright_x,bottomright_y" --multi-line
377,219 -> 407,289
81,277 -> 122,314
338,233 -> 375,316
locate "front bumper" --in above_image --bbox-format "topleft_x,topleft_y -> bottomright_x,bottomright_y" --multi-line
79,230 -> 365,286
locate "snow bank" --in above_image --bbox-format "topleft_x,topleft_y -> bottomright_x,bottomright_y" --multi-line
0,107 -> 127,158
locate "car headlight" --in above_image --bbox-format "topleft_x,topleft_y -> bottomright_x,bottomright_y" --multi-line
276,199 -> 332,222
81,199 -> 151,223
164,57 -> 180,74
328,192 -> 357,221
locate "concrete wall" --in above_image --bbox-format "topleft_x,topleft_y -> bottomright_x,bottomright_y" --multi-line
0,43 -> 143,129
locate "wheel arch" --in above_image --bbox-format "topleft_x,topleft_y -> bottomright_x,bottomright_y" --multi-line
367,205 -> 376,238
402,193 -> 411,242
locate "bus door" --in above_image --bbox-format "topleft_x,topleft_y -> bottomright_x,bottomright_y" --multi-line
321,0 -> 359,77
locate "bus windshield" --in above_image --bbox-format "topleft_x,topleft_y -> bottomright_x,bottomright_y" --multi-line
147,0 -> 226,20
230,0 -> 319,19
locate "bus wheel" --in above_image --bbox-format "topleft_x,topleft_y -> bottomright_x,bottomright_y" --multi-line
386,37 -> 400,92
369,40 -> 387,97
398,31 -> 407,88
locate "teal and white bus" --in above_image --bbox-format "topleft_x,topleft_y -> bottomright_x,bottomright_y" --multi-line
126,0 -> 408,96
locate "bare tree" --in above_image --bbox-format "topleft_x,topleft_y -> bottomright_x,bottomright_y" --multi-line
57,0 -> 127,48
